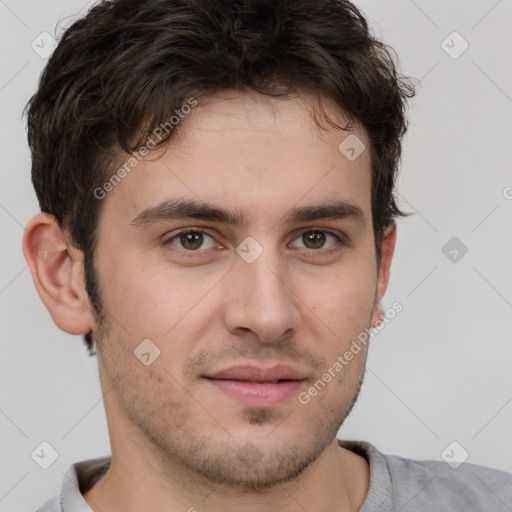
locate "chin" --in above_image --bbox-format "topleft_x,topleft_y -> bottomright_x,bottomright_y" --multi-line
192,438 -> 327,492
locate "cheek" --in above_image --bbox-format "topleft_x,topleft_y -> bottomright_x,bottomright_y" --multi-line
301,257 -> 377,336
109,356 -> 193,435
97,252 -> 209,337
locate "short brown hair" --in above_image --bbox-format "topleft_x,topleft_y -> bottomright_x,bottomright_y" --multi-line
24,0 -> 416,355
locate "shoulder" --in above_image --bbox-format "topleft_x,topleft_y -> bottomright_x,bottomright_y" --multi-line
33,456 -> 111,512
34,495 -> 60,512
383,449 -> 512,510
341,439 -> 512,511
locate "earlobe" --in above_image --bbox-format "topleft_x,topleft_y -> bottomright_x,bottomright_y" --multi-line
371,223 -> 397,327
22,212 -> 94,335
370,303 -> 385,328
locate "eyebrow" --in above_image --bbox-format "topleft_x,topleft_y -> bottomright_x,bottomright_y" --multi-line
130,198 -> 366,229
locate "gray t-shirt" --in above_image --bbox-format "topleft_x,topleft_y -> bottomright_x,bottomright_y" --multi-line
35,439 -> 512,511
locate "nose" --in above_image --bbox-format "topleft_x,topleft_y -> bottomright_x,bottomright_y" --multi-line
222,247 -> 301,344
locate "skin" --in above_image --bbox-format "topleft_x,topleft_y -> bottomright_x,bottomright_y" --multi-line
23,91 -> 396,512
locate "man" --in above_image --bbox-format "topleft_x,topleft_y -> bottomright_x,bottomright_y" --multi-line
22,0 -> 512,511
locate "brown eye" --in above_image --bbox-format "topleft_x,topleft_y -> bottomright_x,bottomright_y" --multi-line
180,232 -> 203,250
291,230 -> 340,251
302,231 -> 326,249
167,230 -> 216,251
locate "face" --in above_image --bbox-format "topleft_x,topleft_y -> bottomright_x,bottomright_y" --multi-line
90,91 -> 390,490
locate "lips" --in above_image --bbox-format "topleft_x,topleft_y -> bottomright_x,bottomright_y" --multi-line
203,365 -> 307,407
205,364 -> 307,382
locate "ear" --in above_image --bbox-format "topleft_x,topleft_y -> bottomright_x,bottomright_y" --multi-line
22,212 -> 94,335
370,223 -> 397,328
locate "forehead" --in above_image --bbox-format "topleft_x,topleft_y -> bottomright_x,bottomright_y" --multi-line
99,91 -> 372,230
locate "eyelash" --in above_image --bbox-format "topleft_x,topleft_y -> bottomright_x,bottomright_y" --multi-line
163,228 -> 346,257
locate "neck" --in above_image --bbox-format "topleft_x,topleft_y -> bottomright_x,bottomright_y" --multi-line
83,437 -> 369,512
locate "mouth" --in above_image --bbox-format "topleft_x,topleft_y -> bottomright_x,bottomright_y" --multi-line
203,365 -> 308,407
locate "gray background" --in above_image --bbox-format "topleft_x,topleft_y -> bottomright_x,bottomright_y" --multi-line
1,0 -> 511,510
